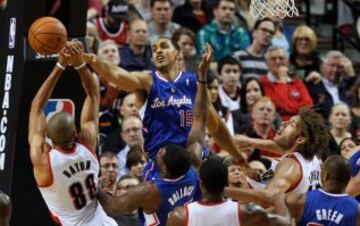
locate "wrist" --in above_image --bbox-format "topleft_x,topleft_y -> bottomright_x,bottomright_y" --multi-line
197,79 -> 207,85
56,62 -> 66,70
74,62 -> 86,70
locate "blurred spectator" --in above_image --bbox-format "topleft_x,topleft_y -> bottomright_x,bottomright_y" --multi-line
196,0 -> 250,62
236,97 -> 280,164
233,18 -> 275,81
231,77 -> 281,133
100,152 -> 120,195
94,0 -> 130,46
172,27 -> 199,73
217,56 -> 242,111
125,148 -> 148,181
87,0 -> 102,20
0,191 -> 11,226
329,103 -> 352,146
350,79 -> 360,140
207,71 -> 228,118
128,0 -> 151,21
289,25 -> 321,81
119,19 -> 154,71
86,22 -> 100,54
234,0 -> 255,30
148,0 -> 180,44
271,19 -> 291,54
117,116 -> 144,177
307,51 -> 356,120
339,137 -> 359,160
113,175 -> 140,226
172,0 -> 213,33
102,93 -> 138,154
222,157 -> 250,189
260,46 -> 313,120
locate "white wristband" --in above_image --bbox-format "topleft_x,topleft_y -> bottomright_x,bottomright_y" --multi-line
56,62 -> 66,70
75,62 -> 86,70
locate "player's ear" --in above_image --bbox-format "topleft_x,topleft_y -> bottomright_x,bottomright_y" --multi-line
295,136 -> 305,145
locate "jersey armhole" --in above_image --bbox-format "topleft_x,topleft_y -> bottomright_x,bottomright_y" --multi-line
37,149 -> 54,188
286,155 -> 303,192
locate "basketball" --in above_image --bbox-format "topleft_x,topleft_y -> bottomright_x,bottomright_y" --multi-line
28,17 -> 67,55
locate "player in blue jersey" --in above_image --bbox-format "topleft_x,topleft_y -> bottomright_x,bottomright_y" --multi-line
84,37 -> 247,165
285,155 -> 360,226
97,44 -> 211,226
345,144 -> 360,202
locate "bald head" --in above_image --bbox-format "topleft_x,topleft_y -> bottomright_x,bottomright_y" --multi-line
322,155 -> 352,187
0,191 -> 11,226
47,112 -> 76,147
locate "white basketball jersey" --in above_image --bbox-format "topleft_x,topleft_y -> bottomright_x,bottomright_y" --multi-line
38,142 -> 117,226
186,199 -> 241,226
285,152 -> 322,193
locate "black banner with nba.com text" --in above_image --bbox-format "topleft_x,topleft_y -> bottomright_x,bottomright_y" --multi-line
0,0 -> 26,194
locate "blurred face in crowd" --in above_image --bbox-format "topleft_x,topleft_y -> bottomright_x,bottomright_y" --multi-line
214,0 -> 236,26
228,164 -> 246,187
266,48 -> 288,75
177,34 -> 194,58
340,138 -> 357,160
208,78 -> 220,103
98,43 -> 120,65
116,178 -> 140,196
329,104 -> 351,130
246,80 -> 262,108
189,0 -> 202,10
251,100 -> 276,127
129,155 -> 147,178
152,38 -> 179,69
100,156 -> 119,185
129,19 -> 149,47
151,1 -> 172,26
295,35 -> 312,55
120,93 -> 138,118
253,21 -> 275,47
323,56 -> 345,84
273,116 -> 304,150
249,160 -> 266,175
220,63 -> 241,90
121,117 -> 143,147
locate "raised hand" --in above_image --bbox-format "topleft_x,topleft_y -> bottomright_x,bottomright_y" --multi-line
198,43 -> 213,81
58,45 -> 71,67
65,39 -> 85,67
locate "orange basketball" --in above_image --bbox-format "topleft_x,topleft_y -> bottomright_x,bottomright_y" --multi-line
28,17 -> 67,55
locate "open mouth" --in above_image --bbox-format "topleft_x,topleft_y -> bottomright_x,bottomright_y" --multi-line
156,55 -> 165,62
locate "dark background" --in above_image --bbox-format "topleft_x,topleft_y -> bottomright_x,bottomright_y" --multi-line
0,0 -> 88,225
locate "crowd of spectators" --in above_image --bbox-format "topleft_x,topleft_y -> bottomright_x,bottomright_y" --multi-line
84,0 -> 360,223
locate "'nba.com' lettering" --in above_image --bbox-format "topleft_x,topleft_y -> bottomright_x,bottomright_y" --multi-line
0,55 -> 13,170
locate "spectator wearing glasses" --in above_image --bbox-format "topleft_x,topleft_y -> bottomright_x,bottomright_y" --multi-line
113,175 -> 140,226
307,50 -> 356,120
233,18 -> 275,81
289,26 -> 322,82
117,116 -> 144,177
100,152 -> 120,196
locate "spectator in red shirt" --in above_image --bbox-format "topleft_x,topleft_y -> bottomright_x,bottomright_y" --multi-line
260,46 -> 313,121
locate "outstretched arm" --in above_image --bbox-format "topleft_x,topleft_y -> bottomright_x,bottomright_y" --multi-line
28,48 -> 69,184
233,135 -> 286,155
84,53 -> 152,93
98,182 -> 161,215
241,198 -> 291,226
186,44 -> 212,169
67,41 -> 100,151
167,206 -> 186,226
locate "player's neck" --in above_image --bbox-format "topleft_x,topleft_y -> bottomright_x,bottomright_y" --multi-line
157,66 -> 180,81
201,194 -> 224,204
323,183 -> 346,194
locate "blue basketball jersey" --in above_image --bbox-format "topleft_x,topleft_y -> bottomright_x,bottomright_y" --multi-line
141,70 -> 197,160
349,150 -> 360,202
142,161 -> 201,226
298,189 -> 358,226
